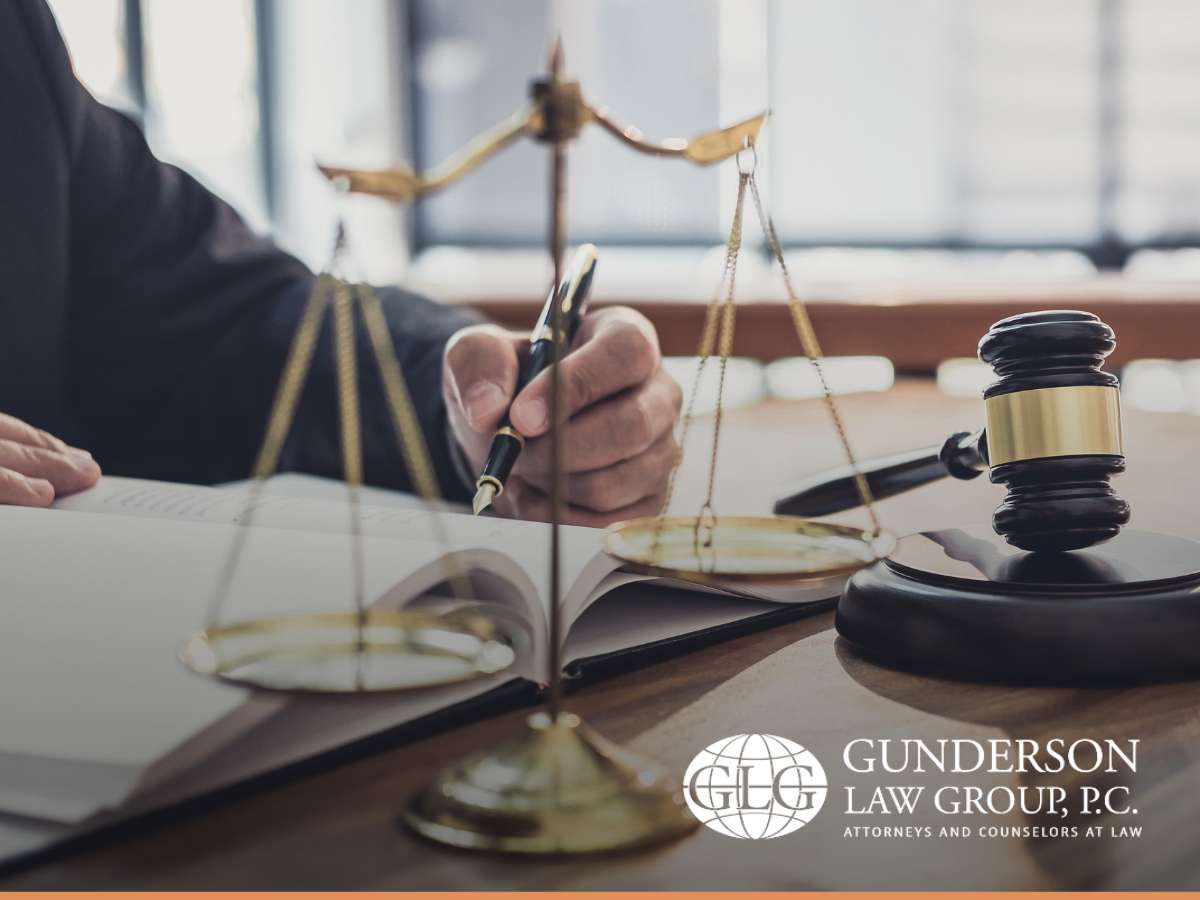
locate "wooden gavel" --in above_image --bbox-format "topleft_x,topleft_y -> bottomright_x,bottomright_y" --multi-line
775,310 -> 1131,552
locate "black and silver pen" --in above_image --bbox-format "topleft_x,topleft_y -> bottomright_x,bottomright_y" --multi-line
472,243 -> 598,516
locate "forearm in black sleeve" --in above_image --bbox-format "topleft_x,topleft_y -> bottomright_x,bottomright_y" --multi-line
22,0 -> 480,498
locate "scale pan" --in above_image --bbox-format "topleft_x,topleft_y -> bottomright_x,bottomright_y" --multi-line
605,515 -> 890,583
179,609 -> 516,694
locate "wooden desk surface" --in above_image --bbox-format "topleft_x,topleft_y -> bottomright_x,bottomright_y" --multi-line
8,378 -> 1200,890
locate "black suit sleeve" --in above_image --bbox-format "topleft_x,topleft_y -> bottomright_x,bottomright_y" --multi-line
20,0 -> 480,498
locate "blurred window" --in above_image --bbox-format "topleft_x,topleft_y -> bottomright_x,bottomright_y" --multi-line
408,0 -> 722,247
411,0 -> 1200,267
41,0 -> 133,112
45,0 -> 405,276
141,0 -> 267,229
47,0 -> 267,229
42,0 -> 1200,272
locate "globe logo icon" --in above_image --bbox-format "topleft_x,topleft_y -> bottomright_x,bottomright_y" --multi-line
682,733 -> 827,839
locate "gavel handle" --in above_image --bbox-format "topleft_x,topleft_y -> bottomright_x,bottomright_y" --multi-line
773,430 -> 988,517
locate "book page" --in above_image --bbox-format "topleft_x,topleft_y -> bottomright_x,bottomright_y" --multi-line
223,472 -> 469,513
55,477 -> 616,635
0,506 -> 502,822
54,476 -> 502,545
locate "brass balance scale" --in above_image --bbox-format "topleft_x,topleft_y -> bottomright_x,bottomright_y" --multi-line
179,41 -> 892,854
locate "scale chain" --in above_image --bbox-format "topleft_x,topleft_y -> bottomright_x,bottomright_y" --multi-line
203,273 -> 333,630
357,284 -> 442,501
331,280 -> 368,677
701,172 -> 749,521
653,172 -> 749,559
746,173 -> 883,538
652,150 -> 886,569
357,282 -> 474,601
204,222 -> 476,666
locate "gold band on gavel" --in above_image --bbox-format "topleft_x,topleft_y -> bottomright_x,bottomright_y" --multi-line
985,385 -> 1123,467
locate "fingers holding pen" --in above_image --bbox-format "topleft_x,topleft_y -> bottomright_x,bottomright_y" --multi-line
443,325 -> 523,433
517,432 -> 679,513
443,303 -> 682,525
515,369 -> 682,475
509,308 -> 661,437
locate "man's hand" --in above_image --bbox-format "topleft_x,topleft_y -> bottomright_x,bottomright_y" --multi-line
444,306 -> 682,526
0,413 -> 101,506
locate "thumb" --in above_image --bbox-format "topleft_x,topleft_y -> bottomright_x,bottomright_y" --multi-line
443,324 -> 522,432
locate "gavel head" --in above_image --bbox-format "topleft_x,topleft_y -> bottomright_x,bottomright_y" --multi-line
978,310 -> 1130,552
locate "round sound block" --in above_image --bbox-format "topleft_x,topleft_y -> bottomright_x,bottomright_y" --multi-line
837,526 -> 1200,684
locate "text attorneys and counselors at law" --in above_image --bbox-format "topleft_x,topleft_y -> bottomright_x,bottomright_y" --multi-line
0,0 -> 682,520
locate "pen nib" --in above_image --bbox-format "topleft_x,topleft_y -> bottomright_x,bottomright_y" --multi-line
472,482 -> 497,517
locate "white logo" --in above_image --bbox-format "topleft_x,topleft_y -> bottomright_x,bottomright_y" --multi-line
682,733 -> 827,839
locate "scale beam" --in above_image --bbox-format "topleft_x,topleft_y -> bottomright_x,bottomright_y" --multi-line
316,80 -> 766,203
586,105 -> 766,165
318,107 -> 537,203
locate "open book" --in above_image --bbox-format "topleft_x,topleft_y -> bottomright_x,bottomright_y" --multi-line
0,476 -> 843,867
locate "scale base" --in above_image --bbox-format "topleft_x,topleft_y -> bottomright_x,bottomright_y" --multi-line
837,526 -> 1200,684
404,710 -> 697,854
